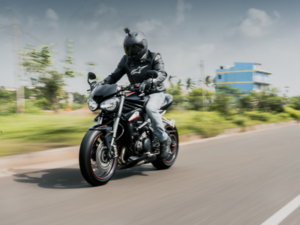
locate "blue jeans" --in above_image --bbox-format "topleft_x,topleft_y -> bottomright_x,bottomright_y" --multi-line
145,92 -> 169,143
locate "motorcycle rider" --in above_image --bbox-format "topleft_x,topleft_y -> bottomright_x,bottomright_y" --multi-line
102,28 -> 171,159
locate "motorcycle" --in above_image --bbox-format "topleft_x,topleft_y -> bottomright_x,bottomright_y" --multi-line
79,71 -> 179,186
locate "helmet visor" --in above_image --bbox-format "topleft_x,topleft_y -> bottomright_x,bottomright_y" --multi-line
124,44 -> 144,56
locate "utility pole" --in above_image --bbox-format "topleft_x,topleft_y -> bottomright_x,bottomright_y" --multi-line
200,60 -> 205,110
285,86 -> 289,97
12,24 -> 25,113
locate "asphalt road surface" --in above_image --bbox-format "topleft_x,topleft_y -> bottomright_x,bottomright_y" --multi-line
1,125 -> 300,225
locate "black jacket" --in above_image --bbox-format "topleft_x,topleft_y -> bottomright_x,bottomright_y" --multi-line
104,50 -> 167,93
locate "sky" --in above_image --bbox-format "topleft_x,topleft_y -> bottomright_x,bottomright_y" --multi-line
0,0 -> 300,95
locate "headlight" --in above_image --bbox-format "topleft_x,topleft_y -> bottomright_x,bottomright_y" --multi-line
100,98 -> 119,112
87,97 -> 98,111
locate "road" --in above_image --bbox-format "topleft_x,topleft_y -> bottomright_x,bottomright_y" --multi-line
1,125 -> 300,225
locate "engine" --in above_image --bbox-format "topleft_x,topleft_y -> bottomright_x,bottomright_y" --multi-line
134,131 -> 152,154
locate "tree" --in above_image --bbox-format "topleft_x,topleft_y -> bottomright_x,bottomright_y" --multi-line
73,92 -> 87,104
23,44 -> 78,112
205,75 -> 211,87
289,96 -> 300,110
205,75 -> 216,89
188,88 -> 213,110
0,89 -> 15,103
166,85 -> 185,110
185,77 -> 196,90
177,79 -> 184,88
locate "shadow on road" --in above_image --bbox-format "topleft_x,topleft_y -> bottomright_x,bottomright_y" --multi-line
12,165 -> 157,189
13,168 -> 89,189
112,165 -> 156,181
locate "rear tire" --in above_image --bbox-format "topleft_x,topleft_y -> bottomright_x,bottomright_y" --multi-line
152,126 -> 179,170
79,130 -> 118,186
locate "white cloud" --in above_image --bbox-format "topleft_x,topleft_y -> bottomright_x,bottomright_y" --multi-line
136,19 -> 162,33
46,8 -> 59,20
95,3 -> 117,17
238,8 -> 280,38
176,0 -> 192,24
45,9 -> 59,28
273,10 -> 281,20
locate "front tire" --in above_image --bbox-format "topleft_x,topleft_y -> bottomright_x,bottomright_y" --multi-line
152,126 -> 179,170
79,130 -> 118,186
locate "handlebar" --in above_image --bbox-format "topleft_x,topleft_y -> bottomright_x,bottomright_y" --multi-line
120,84 -> 140,92
119,84 -> 146,97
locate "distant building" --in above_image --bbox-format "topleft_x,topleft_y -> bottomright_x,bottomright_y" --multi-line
215,62 -> 272,94
0,86 -> 17,91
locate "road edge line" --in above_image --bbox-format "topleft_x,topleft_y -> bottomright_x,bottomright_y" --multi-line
261,194 -> 300,225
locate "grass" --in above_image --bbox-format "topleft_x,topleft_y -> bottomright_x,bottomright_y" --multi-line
0,114 -> 95,157
0,109 -> 297,157
164,110 -> 295,137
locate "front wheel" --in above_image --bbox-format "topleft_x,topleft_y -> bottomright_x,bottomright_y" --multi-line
152,126 -> 179,170
79,130 -> 118,186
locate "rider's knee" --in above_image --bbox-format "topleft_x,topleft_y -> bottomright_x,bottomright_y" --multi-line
145,103 -> 157,114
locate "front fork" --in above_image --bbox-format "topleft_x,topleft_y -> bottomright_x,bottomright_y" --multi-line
105,94 -> 125,159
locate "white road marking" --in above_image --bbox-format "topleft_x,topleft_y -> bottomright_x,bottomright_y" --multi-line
261,194 -> 300,225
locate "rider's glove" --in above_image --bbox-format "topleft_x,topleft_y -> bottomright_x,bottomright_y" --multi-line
100,78 -> 110,85
139,79 -> 152,93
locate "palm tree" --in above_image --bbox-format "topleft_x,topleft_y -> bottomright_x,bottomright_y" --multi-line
205,75 -> 211,87
205,75 -> 217,90
186,77 -> 196,90
168,75 -> 176,87
177,79 -> 184,88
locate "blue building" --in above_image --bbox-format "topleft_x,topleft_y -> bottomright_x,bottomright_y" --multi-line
215,62 -> 272,94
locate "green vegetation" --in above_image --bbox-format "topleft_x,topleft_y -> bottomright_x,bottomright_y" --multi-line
0,114 -> 94,157
165,109 -> 294,137
23,43 -> 79,112
0,107 -> 296,157
2,59 -> 300,157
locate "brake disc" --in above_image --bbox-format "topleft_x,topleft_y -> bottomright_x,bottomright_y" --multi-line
96,143 -> 113,173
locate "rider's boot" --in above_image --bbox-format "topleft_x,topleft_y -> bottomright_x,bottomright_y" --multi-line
159,136 -> 171,159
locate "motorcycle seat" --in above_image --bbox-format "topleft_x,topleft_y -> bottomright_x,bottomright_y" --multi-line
160,94 -> 173,110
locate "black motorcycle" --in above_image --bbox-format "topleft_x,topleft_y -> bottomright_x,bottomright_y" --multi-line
79,71 -> 179,186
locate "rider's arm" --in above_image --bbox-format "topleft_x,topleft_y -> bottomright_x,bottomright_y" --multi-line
152,54 -> 167,84
103,56 -> 126,84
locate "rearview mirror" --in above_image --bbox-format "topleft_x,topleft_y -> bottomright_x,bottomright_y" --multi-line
146,70 -> 158,79
88,72 -> 96,80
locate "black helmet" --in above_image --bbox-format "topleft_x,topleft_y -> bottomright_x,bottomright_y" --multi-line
123,28 -> 148,61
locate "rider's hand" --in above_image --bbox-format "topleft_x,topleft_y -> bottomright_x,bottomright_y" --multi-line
139,79 -> 152,93
100,78 -> 110,85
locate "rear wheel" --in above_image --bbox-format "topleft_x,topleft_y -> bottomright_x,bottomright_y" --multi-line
79,130 -> 118,186
152,126 -> 179,170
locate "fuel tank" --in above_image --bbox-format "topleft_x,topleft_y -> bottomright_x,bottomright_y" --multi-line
123,92 -> 149,112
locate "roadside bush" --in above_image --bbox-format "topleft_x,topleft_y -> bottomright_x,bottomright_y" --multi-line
233,116 -> 246,126
277,113 -> 292,121
34,98 -> 53,110
0,102 -> 16,116
187,88 -> 213,110
25,100 -> 42,114
284,107 -> 300,121
166,86 -> 185,110
245,111 -> 271,122
289,96 -> 300,110
209,94 -> 235,115
238,90 -> 285,113
0,100 -> 42,116
0,89 -> 15,103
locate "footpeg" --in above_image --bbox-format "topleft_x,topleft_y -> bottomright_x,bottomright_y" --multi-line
120,152 -> 157,169
121,155 -> 148,169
